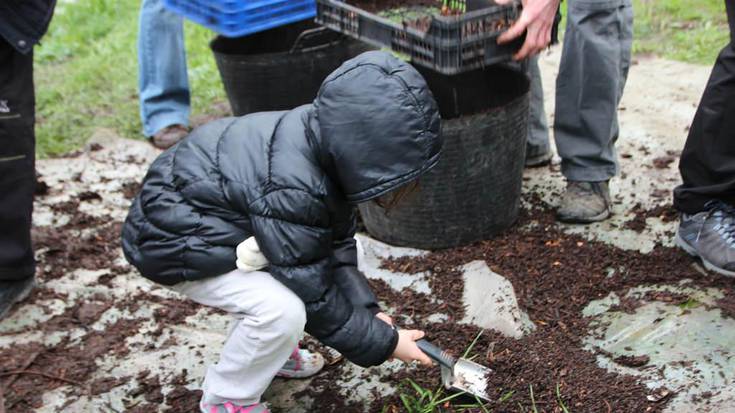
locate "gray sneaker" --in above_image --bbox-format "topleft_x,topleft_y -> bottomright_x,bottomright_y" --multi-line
676,201 -> 735,277
0,277 -> 35,320
557,181 -> 612,224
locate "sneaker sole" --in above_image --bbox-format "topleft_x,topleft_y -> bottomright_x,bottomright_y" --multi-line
276,357 -> 325,379
525,152 -> 553,168
556,208 -> 611,224
675,233 -> 735,278
276,367 -> 323,379
0,278 -> 35,320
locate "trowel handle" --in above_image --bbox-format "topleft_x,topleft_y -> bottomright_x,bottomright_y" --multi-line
416,339 -> 456,369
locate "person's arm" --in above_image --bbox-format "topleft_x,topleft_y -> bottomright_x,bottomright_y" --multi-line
331,217 -> 383,314
496,0 -> 561,60
249,189 -> 398,367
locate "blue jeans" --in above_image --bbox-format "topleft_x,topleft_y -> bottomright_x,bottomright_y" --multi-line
138,0 -> 190,137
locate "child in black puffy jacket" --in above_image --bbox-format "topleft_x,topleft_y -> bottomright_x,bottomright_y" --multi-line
122,51 -> 442,412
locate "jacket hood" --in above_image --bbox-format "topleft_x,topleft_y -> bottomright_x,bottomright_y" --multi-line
312,51 -> 442,203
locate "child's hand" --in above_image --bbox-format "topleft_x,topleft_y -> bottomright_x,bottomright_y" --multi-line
376,312 -> 393,325
236,237 -> 268,272
392,330 -> 433,366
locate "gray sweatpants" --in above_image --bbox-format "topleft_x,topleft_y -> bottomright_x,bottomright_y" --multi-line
528,0 -> 633,182
170,269 -> 306,411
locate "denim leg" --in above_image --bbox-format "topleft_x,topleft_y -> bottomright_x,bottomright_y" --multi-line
554,0 -> 633,182
527,55 -> 551,158
138,0 -> 190,137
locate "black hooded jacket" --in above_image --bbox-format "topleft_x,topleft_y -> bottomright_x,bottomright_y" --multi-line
121,51 -> 442,367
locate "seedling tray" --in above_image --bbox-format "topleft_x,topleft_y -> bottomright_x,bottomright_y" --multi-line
164,0 -> 316,37
315,0 -> 524,74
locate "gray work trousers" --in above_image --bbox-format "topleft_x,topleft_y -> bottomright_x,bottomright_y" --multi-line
527,0 -> 633,182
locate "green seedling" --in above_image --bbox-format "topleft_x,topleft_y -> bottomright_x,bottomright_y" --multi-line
529,384 -> 539,413
397,378 -> 468,413
389,329 -> 491,412
678,297 -> 701,310
556,383 -> 571,413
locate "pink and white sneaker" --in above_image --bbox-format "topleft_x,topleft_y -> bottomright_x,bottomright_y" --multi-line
276,348 -> 325,379
204,401 -> 269,413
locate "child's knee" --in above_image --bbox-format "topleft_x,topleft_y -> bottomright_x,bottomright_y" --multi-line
282,294 -> 307,332
258,293 -> 306,335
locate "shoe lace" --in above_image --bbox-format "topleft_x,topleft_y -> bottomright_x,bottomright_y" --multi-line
704,201 -> 735,247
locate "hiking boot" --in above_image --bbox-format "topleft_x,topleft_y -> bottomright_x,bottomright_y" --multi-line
676,200 -> 735,277
556,181 -> 612,224
0,277 -> 35,320
203,401 -> 269,413
525,145 -> 552,167
151,124 -> 188,150
276,348 -> 325,379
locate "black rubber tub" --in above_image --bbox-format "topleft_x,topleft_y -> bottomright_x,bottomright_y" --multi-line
359,64 -> 530,249
211,20 -> 373,116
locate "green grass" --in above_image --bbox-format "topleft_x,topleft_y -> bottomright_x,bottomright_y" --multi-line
632,0 -> 729,64
387,331 -> 572,413
35,0 -> 226,157
559,0 -> 728,65
32,0 -> 730,156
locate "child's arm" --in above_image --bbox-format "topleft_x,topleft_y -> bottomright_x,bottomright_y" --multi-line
332,236 -> 381,314
249,190 -> 398,367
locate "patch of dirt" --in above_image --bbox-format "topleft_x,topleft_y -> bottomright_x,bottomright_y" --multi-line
0,318 -> 142,411
35,178 -> 50,196
303,196 -> 733,411
652,155 -> 677,169
121,180 -> 142,200
6,144 -> 726,412
614,354 -> 651,368
163,384 -> 202,413
77,191 -> 103,202
377,258 -> 465,318
32,205 -> 122,280
127,370 -> 164,404
89,375 -> 130,396
624,203 -> 679,232
716,291 -> 735,320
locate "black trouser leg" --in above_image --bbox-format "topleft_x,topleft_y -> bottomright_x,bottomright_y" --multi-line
674,0 -> 735,214
0,38 -> 35,281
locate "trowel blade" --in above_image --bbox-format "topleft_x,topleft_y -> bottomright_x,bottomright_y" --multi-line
448,358 -> 493,401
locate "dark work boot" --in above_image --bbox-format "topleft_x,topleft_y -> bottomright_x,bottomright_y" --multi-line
676,200 -> 735,277
151,124 -> 188,150
556,181 -> 612,224
0,277 -> 35,320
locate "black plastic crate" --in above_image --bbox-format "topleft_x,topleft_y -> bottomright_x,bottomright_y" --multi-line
315,0 -> 525,74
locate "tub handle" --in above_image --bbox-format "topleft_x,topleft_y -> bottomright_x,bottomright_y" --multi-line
290,27 -> 339,54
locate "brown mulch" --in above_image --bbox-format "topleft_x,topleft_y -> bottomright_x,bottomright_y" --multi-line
302,196 -> 735,412
623,203 -> 679,232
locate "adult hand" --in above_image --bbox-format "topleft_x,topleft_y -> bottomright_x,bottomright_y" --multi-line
376,312 -> 393,325
496,0 -> 560,60
392,330 -> 434,366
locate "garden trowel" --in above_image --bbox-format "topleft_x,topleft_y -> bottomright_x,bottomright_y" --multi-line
417,339 -> 492,401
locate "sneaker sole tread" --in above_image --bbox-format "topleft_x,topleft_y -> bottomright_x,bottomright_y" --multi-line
675,232 -> 735,278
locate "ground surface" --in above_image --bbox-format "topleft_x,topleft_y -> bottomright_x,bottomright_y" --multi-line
2,49 -> 734,412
